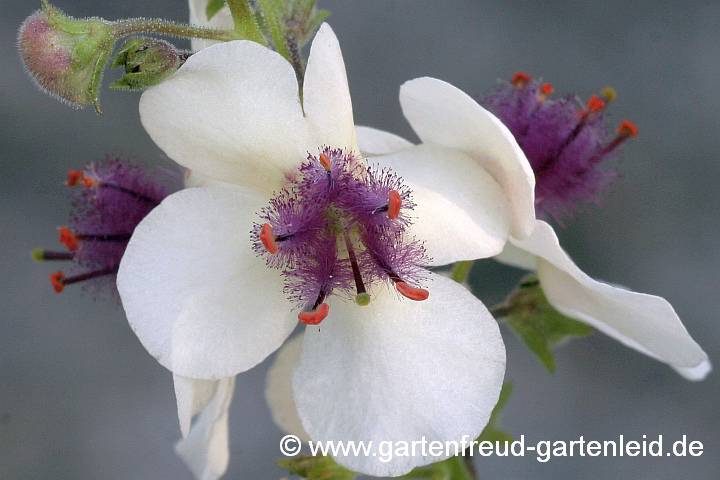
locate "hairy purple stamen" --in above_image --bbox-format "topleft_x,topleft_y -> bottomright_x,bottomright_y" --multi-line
37,157 -> 180,298
252,147 -> 430,322
482,73 -> 636,221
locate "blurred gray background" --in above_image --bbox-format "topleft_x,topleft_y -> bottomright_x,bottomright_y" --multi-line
2,0 -> 719,479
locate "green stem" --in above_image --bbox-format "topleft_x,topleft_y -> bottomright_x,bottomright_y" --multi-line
450,260 -> 473,284
112,18 -> 241,41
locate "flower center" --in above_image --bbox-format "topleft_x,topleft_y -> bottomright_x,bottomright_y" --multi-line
252,148 -> 430,325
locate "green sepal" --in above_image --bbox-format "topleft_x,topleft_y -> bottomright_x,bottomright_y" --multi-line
226,0 -> 266,44
255,0 -> 290,58
205,0 -> 227,20
276,454 -> 355,480
502,275 -> 593,372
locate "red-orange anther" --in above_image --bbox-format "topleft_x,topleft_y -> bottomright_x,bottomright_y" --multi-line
395,281 -> 429,301
388,190 -> 402,220
67,170 -> 84,186
541,83 -> 553,95
298,303 -> 330,325
58,227 -> 78,251
587,95 -> 606,112
616,120 -> 637,137
50,271 -> 65,293
511,72 -> 532,88
319,152 -> 332,171
259,223 -> 277,254
83,176 -> 98,188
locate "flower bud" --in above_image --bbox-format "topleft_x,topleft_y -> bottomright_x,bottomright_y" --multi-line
110,37 -> 187,90
18,3 -> 116,113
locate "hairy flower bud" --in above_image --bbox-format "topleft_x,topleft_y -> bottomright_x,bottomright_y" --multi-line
18,2 -> 115,112
110,37 -> 188,90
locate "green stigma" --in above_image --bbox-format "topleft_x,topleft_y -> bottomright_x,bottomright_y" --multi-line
31,248 -> 45,262
355,292 -> 371,306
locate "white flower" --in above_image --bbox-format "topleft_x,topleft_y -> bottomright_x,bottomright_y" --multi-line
357,77 -> 710,381
117,25 -> 515,476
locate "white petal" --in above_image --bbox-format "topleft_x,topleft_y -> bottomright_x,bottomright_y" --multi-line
117,187 -> 296,379
303,24 -> 357,151
174,374 -> 226,438
265,334 -> 310,441
674,359 -> 712,381
188,0 -> 234,51
400,77 -> 536,239
184,169 -> 264,196
378,144 -> 511,265
355,125 -> 414,156
292,273 -> 506,476
175,376 -> 236,480
510,220 -> 709,373
493,238 -> 539,271
140,41 -> 312,196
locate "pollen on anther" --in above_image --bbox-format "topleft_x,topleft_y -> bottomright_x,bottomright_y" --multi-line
616,120 -> 637,137
298,303 -> 329,325
50,271 -> 65,293
67,170 -> 84,186
541,83 -> 553,95
388,190 -> 402,220
511,72 -> 531,88
319,152 -> 332,171
395,281 -> 429,301
587,95 -> 606,112
58,227 -> 78,251
602,86 -> 617,103
259,223 -> 278,254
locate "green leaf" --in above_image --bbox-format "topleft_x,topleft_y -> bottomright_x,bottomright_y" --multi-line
502,275 -> 593,372
277,454 -> 355,480
205,0 -> 227,20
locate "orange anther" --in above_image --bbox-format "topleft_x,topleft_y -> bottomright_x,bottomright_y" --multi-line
388,190 -> 402,220
395,281 -> 429,301
587,95 -> 605,112
541,83 -> 553,95
298,303 -> 329,325
319,152 -> 332,171
259,223 -> 278,254
511,72 -> 532,88
616,120 -> 637,137
58,227 -> 78,251
83,176 -> 98,188
50,271 -> 65,293
67,170 -> 84,186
